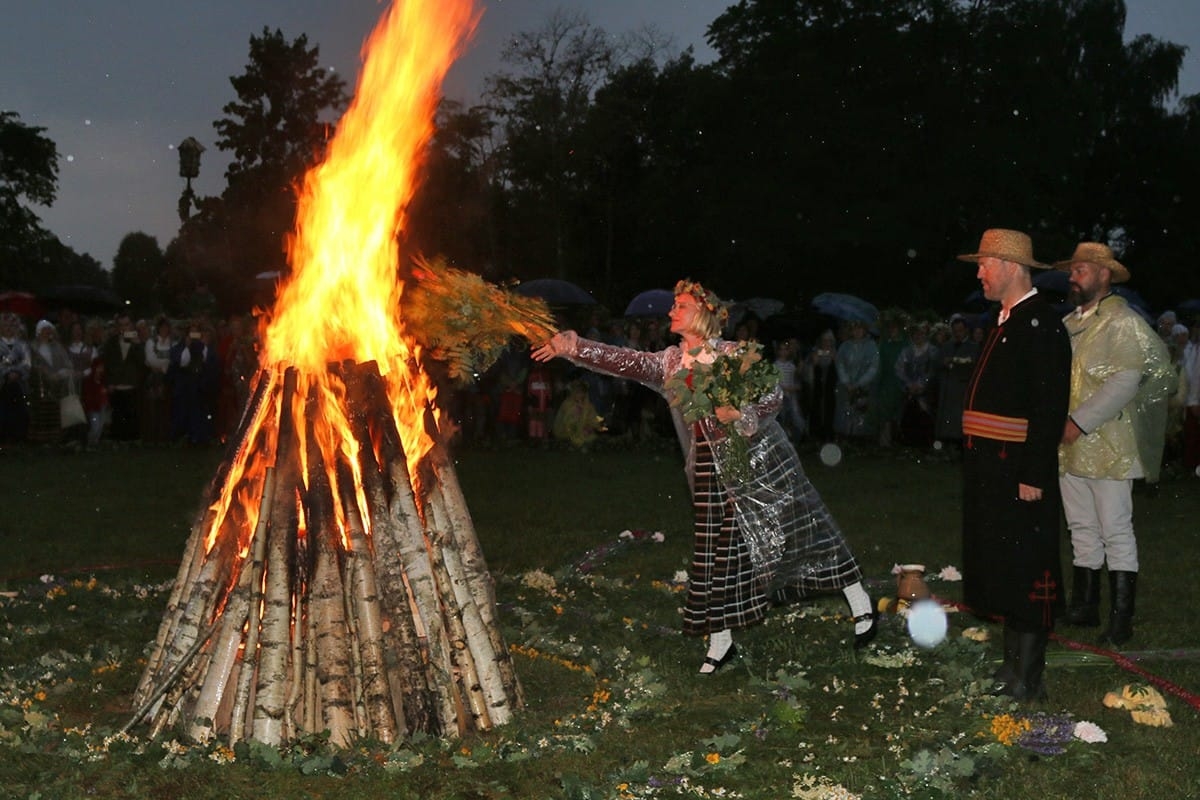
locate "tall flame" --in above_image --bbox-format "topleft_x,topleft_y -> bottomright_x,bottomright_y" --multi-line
265,0 -> 480,371
205,0 -> 480,555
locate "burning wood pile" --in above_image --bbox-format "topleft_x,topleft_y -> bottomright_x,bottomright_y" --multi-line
129,0 -> 554,747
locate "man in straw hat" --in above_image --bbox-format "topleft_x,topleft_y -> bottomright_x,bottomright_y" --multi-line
1055,242 -> 1173,647
956,228 -> 1072,701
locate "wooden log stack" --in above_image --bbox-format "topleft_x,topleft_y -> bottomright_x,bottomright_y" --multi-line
130,360 -> 522,747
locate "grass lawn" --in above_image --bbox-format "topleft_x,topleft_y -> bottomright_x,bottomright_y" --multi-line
1,438 -> 1197,799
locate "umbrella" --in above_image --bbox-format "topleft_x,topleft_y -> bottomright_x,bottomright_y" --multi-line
730,296 -> 785,324
0,290 -> 43,318
514,278 -> 596,305
38,284 -> 124,313
810,292 -> 878,324
624,288 -> 674,317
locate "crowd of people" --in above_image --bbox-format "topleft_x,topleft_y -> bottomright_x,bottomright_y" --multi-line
446,290 -> 1200,483
0,309 -> 258,450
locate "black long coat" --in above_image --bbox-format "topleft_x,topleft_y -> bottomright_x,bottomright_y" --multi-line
961,292 -> 1071,631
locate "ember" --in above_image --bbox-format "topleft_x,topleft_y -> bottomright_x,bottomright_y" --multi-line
130,0 -> 532,747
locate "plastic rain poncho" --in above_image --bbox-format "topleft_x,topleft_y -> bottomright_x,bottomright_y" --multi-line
1060,295 -> 1175,482
566,337 -> 862,593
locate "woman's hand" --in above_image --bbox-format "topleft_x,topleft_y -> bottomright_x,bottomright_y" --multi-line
531,330 -> 578,362
714,405 -> 742,425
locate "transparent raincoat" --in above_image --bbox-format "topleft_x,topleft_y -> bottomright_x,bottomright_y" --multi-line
567,337 -> 862,593
1059,295 -> 1175,482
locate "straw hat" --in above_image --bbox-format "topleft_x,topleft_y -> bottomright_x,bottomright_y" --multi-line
956,228 -> 1048,269
1053,242 -> 1130,284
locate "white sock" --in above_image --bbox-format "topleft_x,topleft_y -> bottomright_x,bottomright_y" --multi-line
700,629 -> 733,673
843,582 -> 873,634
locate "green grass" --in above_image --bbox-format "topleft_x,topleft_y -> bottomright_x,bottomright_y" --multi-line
1,439 -> 1198,799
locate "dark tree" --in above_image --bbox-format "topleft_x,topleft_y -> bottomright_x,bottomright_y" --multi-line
406,100 -> 503,274
484,9 -> 617,282
112,232 -> 167,316
0,111 -> 59,289
177,28 -> 349,314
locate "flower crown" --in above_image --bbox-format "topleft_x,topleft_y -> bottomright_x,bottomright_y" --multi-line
674,279 -> 729,324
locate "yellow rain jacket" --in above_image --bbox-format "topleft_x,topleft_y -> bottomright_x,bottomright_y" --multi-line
1059,295 -> 1174,482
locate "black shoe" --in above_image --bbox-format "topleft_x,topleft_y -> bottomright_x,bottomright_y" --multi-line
853,610 -> 878,649
699,644 -> 737,674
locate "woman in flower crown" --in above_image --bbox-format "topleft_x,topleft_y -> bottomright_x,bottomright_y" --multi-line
533,279 -> 876,674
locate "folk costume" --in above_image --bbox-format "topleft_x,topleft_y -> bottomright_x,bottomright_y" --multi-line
561,337 -> 866,633
1055,245 -> 1174,645
958,229 -> 1072,701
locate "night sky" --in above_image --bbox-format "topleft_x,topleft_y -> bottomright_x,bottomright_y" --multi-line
2,0 -> 1196,271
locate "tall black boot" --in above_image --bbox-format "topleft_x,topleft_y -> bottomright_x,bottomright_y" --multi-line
1062,566 -> 1102,627
990,625 -> 1020,694
1010,629 -> 1049,702
1100,571 -> 1137,646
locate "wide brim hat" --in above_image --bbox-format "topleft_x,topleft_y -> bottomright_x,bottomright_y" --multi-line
1053,242 -> 1131,284
956,228 -> 1049,269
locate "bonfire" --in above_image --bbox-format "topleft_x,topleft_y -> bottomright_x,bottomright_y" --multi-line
130,0 -> 554,747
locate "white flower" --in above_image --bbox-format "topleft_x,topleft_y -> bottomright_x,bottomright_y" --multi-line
673,570 -> 689,584
1073,720 -> 1108,743
651,531 -> 665,543
618,530 -> 634,539
936,565 -> 962,581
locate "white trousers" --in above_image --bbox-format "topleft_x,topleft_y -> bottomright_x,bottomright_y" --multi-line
1059,473 -> 1138,572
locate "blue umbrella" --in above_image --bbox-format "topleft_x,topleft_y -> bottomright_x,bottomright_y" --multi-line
514,278 -> 596,305
624,288 -> 674,317
810,292 -> 878,324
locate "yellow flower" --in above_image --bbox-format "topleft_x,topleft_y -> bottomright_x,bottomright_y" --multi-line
705,752 -> 721,764
990,713 -> 1032,746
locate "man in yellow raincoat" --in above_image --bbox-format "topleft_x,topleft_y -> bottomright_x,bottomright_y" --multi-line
1056,243 -> 1173,646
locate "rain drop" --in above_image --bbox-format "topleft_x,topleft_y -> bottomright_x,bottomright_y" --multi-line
1012,109 -> 1020,116
66,155 -> 75,162
84,119 -> 92,126
906,248 -> 917,259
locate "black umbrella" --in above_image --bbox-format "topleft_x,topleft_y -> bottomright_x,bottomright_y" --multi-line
514,278 -> 596,305
624,288 -> 674,316
38,284 -> 124,313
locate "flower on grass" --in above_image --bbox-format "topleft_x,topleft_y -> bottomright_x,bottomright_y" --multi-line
960,627 -> 990,642
935,565 -> 962,581
990,713 -> 1032,746
1073,721 -> 1107,743
1103,683 -> 1174,727
706,752 -> 721,764
1016,713 -> 1076,755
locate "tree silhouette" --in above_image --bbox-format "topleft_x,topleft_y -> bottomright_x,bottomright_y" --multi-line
173,28 -> 349,314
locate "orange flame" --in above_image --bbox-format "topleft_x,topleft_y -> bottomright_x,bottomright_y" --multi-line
202,0 -> 480,555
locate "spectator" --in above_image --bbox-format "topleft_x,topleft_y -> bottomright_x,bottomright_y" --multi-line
874,310 -> 908,447
772,338 -> 806,441
1183,324 -> 1200,472
100,314 -> 145,442
81,356 -> 109,448
895,321 -> 937,447
0,313 -> 32,443
802,330 -> 839,443
552,379 -> 604,449
835,320 -> 879,439
935,315 -> 980,451
142,317 -> 175,443
29,320 -> 78,445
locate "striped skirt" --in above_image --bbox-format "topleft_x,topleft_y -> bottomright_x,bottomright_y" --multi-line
682,434 -> 770,636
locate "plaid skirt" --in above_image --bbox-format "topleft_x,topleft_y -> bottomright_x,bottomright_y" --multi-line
682,433 -> 770,636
